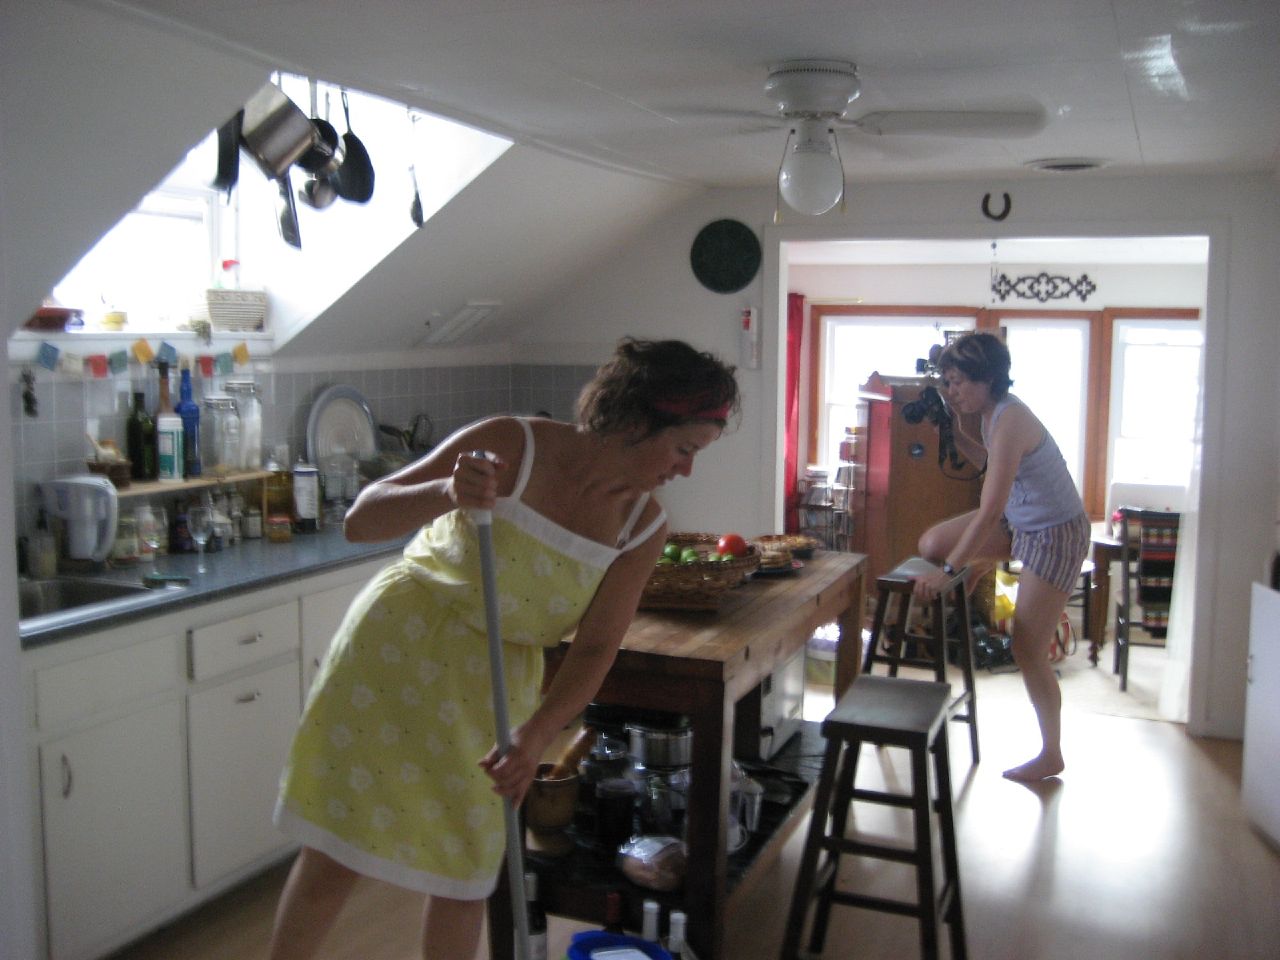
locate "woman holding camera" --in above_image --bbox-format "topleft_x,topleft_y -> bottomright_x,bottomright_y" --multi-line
911,332 -> 1090,782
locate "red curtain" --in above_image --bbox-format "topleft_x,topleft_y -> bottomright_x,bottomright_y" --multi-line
783,292 -> 805,533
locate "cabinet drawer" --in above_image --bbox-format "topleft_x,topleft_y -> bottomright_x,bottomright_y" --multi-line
189,600 -> 300,681
35,634 -> 184,731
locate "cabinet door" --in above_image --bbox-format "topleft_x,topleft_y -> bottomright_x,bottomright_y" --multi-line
189,659 -> 301,888
300,579 -> 365,700
41,700 -> 188,960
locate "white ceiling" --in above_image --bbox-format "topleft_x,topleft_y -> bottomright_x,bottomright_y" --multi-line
120,0 -> 1280,188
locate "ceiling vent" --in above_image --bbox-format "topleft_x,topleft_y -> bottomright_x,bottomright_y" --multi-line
1024,157 -> 1108,173
422,301 -> 502,344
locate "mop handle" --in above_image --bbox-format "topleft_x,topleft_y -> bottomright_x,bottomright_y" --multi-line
468,453 -> 531,960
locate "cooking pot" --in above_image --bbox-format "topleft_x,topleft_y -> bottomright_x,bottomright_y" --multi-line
239,83 -> 318,181
626,722 -> 692,768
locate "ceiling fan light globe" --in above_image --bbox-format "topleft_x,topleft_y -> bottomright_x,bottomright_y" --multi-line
778,126 -> 844,216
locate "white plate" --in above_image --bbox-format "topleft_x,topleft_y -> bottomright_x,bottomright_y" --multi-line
306,385 -> 377,464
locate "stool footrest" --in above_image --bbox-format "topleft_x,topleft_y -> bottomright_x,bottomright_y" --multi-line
849,787 -> 913,809
826,836 -> 919,864
866,653 -> 938,670
828,890 -> 924,919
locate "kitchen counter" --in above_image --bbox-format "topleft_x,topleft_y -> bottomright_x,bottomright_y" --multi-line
19,526 -> 411,648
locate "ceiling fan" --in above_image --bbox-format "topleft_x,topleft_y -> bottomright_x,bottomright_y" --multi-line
747,59 -> 1046,215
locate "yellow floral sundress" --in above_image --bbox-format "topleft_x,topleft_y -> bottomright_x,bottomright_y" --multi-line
274,418 -> 663,899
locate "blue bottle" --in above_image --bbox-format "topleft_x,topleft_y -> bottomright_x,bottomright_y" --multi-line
176,367 -> 202,478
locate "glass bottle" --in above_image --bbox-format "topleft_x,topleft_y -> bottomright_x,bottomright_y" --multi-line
292,455 -> 320,534
154,361 -> 184,484
524,872 -> 548,960
264,443 -> 294,541
176,366 -> 202,478
126,391 -> 157,480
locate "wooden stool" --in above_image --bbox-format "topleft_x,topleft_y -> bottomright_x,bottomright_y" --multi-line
781,676 -> 967,960
862,558 -> 980,764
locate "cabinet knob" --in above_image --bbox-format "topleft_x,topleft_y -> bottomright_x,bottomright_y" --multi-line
235,690 -> 262,704
60,754 -> 73,798
239,632 -> 263,646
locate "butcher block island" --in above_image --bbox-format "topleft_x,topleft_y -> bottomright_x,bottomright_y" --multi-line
490,551 -> 868,960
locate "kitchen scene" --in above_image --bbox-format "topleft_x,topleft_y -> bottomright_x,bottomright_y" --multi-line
6,5 -> 1280,960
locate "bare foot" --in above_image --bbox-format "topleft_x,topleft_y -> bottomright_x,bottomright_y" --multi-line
1002,753 -> 1064,782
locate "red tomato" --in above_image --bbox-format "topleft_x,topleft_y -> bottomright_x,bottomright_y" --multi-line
717,533 -> 749,558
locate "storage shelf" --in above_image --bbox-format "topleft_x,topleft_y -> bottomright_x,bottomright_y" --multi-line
110,470 -> 271,502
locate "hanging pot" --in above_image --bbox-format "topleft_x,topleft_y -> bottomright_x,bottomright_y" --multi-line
239,82 -> 318,180
298,88 -> 344,210
336,89 -> 375,203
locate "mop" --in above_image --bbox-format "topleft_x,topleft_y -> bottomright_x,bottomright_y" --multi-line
471,475 -> 532,960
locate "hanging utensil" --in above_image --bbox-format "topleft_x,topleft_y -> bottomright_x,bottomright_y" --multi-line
239,81 -> 318,180
276,170 -> 302,248
469,454 -> 531,960
407,109 -> 424,227
212,109 -> 242,202
336,89 -> 375,203
299,86 -> 342,210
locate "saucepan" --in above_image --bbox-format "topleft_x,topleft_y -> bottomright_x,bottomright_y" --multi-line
239,82 -> 318,180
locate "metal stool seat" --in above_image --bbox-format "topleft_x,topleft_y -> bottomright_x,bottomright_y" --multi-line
863,557 -> 980,764
781,675 -> 967,960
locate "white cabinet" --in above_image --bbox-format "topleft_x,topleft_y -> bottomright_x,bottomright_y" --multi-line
1245,584 -> 1280,846
189,659 -> 300,887
300,578 -> 366,698
24,554 -> 391,960
40,700 -> 188,960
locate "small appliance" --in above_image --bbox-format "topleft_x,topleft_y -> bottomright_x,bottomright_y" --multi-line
42,476 -> 119,562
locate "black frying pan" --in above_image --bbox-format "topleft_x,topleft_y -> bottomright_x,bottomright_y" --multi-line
336,89 -> 375,203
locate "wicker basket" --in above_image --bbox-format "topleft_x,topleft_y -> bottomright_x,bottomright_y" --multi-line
206,289 -> 267,332
639,533 -> 760,611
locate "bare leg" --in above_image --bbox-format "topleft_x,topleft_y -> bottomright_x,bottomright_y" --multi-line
267,846 -> 361,960
918,509 -> 1011,570
1002,569 -> 1071,782
422,895 -> 487,960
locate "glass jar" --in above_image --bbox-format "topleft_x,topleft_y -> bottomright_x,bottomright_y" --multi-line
224,379 -> 262,470
201,395 -> 241,477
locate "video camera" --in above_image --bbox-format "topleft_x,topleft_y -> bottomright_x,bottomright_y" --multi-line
901,345 -> 965,470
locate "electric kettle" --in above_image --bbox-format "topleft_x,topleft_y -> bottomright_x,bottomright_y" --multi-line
41,476 -> 119,562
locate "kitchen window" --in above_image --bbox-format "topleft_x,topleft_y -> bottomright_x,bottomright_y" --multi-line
810,305 -> 1201,518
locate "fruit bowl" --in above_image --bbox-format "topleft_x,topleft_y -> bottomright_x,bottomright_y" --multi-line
640,533 -> 760,611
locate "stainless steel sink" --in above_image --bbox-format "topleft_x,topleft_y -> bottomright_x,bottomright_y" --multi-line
18,576 -> 156,620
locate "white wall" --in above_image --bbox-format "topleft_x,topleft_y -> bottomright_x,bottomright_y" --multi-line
528,175 -> 1280,747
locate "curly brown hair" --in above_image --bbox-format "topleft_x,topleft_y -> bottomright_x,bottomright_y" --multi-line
938,332 -> 1013,399
575,337 -> 740,438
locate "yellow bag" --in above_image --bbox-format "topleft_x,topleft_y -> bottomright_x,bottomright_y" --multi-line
993,567 -> 1019,622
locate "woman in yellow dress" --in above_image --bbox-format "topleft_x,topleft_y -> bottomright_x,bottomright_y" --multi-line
268,338 -> 739,960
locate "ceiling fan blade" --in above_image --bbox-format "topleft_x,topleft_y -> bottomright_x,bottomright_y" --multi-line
849,109 -> 1046,138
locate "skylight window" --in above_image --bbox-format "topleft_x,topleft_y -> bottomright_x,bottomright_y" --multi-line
47,75 -> 510,337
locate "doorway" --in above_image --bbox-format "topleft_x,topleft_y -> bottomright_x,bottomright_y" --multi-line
778,235 -> 1209,724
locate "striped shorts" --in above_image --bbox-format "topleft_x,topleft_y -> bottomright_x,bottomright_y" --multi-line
1011,512 -> 1092,594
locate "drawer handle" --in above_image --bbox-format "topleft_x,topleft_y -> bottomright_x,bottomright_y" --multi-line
61,754 -> 73,799
239,632 -> 264,646
236,691 -> 262,704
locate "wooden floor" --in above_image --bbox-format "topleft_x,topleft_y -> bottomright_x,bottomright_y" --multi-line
109,641 -> 1280,960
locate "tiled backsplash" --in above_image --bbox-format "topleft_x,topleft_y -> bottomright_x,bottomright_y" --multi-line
9,362 -> 594,536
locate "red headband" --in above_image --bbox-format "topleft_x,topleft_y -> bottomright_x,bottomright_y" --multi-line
650,395 -> 731,421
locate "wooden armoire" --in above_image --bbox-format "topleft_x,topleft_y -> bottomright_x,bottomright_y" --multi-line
852,373 -> 984,584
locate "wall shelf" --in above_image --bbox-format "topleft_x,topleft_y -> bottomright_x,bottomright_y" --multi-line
109,470 -> 272,503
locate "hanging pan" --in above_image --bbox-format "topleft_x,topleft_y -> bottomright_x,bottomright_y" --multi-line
336,89 -> 375,203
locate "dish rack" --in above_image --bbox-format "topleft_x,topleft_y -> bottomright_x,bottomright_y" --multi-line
206,289 -> 267,332
639,532 -> 760,611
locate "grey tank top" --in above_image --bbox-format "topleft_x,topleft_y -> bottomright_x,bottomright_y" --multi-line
983,396 -> 1084,531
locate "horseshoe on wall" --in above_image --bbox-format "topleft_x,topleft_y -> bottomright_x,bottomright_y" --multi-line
982,192 -> 1011,221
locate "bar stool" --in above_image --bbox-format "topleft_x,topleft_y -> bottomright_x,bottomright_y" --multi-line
781,676 -> 966,960
862,558 -> 980,764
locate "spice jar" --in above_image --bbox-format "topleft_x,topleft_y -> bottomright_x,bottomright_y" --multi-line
243,506 -> 263,539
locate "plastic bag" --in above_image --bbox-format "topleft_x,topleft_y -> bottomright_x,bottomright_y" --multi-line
993,567 -> 1019,624
617,835 -> 686,891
